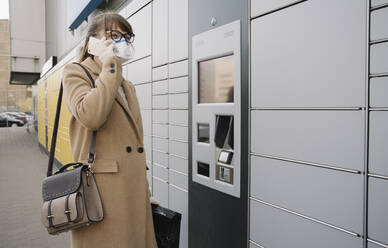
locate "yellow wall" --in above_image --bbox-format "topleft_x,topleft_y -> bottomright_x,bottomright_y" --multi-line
37,57 -> 76,165
37,80 -> 46,146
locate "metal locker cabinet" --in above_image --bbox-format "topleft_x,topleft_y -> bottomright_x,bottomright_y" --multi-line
141,109 -> 152,135
152,65 -> 168,81
152,136 -> 169,153
370,6 -> 388,41
127,3 -> 151,60
152,0 -> 168,66
250,0 -> 302,17
370,42 -> 388,75
249,200 -> 363,248
369,112 -> 388,176
169,60 -> 188,78
169,93 -> 188,109
251,110 -> 364,171
135,83 -> 152,109
169,109 -> 188,125
168,0 -> 188,62
169,125 -> 188,141
370,77 -> 388,107
152,79 -> 169,95
169,140 -> 188,158
169,169 -> 188,191
127,56 -> 152,85
122,63 -> 128,79
371,0 -> 388,7
251,156 -> 363,233
250,0 -> 366,108
249,241 -> 262,248
143,133 -> 152,160
153,163 -> 169,182
169,154 -> 188,174
153,150 -> 169,167
368,242 -> 386,248
152,94 -> 169,109
368,178 -> 388,245
152,109 -> 169,124
152,123 -> 169,138
153,177 -> 169,207
169,77 -> 188,94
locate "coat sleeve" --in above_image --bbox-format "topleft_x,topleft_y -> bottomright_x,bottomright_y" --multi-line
62,56 -> 124,130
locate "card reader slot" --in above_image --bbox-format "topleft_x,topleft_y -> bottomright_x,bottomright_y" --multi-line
197,162 -> 210,177
197,123 -> 210,143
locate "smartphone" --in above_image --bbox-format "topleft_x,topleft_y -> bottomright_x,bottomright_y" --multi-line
87,36 -> 105,56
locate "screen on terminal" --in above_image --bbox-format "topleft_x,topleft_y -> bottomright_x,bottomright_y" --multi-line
198,54 -> 234,103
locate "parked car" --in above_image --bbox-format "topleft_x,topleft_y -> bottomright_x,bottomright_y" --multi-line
0,114 -> 7,127
0,113 -> 24,127
5,112 -> 27,124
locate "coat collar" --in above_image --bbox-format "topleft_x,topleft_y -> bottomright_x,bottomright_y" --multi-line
82,56 -> 143,145
82,56 -> 103,76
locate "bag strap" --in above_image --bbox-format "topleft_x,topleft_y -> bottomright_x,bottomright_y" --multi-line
47,62 -> 97,177
72,63 -> 98,165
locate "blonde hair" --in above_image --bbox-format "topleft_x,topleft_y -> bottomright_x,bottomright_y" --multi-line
78,10 -> 133,63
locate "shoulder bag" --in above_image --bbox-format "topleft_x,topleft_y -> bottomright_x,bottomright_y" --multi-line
41,62 -> 103,235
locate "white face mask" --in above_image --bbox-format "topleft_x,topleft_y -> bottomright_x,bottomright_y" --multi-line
113,39 -> 135,63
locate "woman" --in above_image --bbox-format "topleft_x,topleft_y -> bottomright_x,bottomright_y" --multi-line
62,11 -> 158,248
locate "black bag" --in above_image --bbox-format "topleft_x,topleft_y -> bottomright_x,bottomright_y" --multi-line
151,203 -> 182,248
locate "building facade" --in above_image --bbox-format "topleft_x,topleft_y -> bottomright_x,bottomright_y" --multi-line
0,19 -> 31,112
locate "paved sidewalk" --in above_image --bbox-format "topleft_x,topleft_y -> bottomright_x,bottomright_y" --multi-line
0,127 -> 69,248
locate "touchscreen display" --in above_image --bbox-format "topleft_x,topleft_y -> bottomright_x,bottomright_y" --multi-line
198,54 -> 234,103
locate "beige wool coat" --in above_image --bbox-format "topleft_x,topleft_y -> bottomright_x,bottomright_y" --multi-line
62,55 -> 158,248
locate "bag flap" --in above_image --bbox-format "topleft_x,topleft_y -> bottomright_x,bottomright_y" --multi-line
42,165 -> 84,201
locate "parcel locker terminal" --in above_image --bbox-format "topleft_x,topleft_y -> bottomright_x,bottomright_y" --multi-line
191,20 -> 241,198
189,1 -> 249,247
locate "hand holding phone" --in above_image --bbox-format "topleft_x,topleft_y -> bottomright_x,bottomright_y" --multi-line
88,36 -> 106,56
88,36 -> 117,63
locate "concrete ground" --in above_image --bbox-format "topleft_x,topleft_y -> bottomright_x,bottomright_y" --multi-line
0,127 -> 69,248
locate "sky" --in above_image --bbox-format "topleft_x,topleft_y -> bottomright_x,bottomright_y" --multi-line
0,0 -> 9,19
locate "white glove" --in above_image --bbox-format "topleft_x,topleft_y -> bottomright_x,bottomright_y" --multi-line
98,37 -> 118,64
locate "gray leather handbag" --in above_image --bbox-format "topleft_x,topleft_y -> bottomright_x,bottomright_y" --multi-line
41,62 -> 103,235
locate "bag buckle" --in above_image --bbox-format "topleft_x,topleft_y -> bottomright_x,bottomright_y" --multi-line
88,153 -> 95,164
86,153 -> 95,173
86,163 -> 94,187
